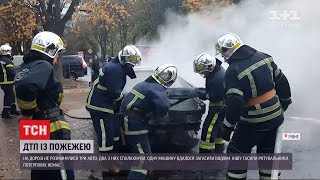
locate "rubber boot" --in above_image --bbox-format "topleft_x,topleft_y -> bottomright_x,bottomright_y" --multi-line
102,171 -> 115,180
2,109 -> 14,119
199,148 -> 214,154
10,104 -> 21,115
199,148 -> 216,179
214,138 -> 225,153
214,144 -> 225,153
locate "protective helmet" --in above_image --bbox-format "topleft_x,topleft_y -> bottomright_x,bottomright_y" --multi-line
215,33 -> 243,59
152,64 -> 178,88
118,45 -> 142,66
0,43 -> 12,56
30,31 -> 66,58
193,53 -> 216,76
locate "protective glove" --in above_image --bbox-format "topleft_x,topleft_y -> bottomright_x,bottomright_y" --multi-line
220,124 -> 234,142
280,98 -> 292,112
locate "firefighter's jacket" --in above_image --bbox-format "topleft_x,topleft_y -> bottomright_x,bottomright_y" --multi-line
86,58 -> 135,114
205,60 -> 226,107
224,45 -> 291,130
14,51 -> 71,139
0,55 -> 15,84
14,55 -> 64,116
120,76 -> 170,120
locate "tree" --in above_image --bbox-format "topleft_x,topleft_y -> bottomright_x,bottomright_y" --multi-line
0,0 -> 80,55
79,0 -> 132,58
0,0 -> 38,54
126,0 -> 183,43
183,0 -> 233,12
26,0 -> 80,36
24,0 -> 81,81
126,0 -> 163,42
63,24 -> 99,58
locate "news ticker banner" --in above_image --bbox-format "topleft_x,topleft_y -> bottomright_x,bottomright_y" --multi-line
20,140 -> 94,154
19,120 -> 292,171
20,153 -> 293,171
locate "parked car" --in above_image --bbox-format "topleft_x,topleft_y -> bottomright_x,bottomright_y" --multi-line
121,67 -> 206,179
61,55 -> 88,80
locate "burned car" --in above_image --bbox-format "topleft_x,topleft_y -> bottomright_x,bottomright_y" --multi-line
122,68 -> 206,153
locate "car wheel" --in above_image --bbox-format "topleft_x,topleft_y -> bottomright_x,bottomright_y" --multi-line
69,72 -> 77,81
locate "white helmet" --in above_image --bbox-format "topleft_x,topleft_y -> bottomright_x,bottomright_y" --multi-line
152,64 -> 178,88
30,31 -> 66,58
118,45 -> 142,66
215,33 -> 243,59
193,53 -> 216,76
0,43 -> 12,56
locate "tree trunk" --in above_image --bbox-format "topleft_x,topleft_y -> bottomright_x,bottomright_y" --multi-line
101,45 -> 107,59
11,42 -> 21,55
111,43 -> 115,57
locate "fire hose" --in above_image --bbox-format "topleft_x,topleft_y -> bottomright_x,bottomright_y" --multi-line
64,112 -> 91,120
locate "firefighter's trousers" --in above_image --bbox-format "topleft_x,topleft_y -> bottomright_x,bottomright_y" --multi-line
226,124 -> 280,180
89,111 -> 121,153
31,115 -> 75,180
1,84 -> 15,113
200,105 -> 225,153
91,73 -> 99,84
123,116 -> 151,180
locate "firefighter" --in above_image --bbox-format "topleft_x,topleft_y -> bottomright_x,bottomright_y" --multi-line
120,64 -> 178,180
14,31 -> 74,180
0,43 -> 20,119
193,53 -> 226,153
86,45 -> 142,178
91,55 -> 100,83
215,33 -> 292,180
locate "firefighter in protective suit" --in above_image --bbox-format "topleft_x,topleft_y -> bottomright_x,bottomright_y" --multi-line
215,33 -> 292,180
86,45 -> 142,178
0,43 -> 20,119
193,53 -> 226,153
120,64 -> 178,180
14,31 -> 74,180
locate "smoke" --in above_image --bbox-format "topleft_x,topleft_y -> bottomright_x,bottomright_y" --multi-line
139,0 -> 320,118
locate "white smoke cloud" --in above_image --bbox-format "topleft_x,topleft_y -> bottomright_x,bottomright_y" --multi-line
139,0 -> 320,118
